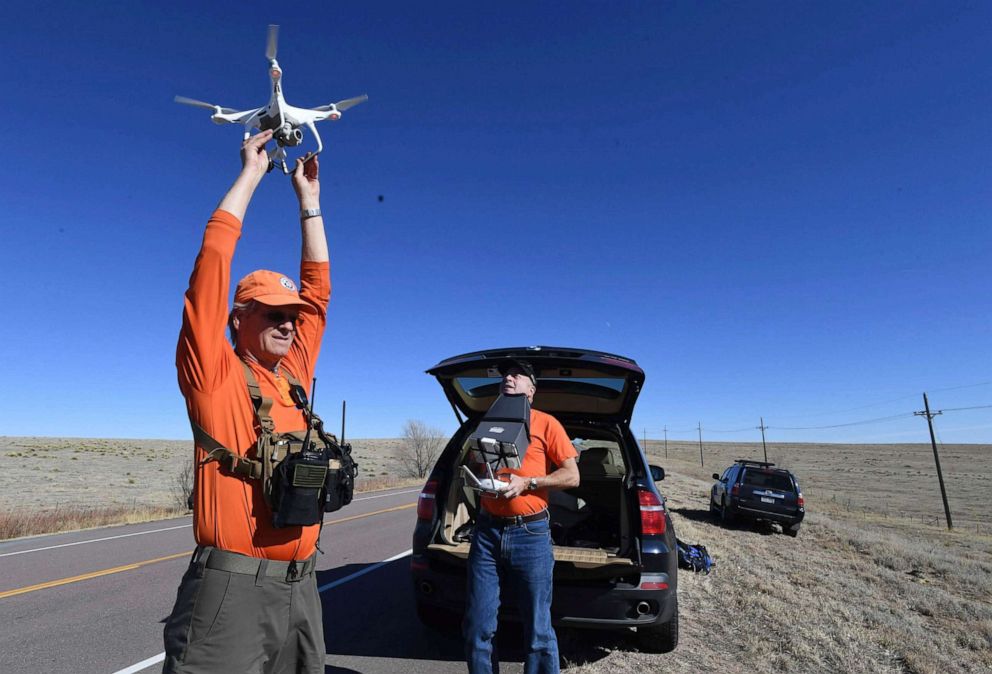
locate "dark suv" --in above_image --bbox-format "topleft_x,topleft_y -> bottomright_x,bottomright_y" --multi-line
410,346 -> 679,653
710,460 -> 804,536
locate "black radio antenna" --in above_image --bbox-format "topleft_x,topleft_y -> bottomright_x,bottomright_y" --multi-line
341,400 -> 347,444
301,377 -> 317,451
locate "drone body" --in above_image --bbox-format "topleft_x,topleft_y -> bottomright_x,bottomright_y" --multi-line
176,25 -> 367,174
461,465 -> 510,496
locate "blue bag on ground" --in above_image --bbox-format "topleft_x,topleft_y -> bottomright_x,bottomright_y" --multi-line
676,539 -> 714,574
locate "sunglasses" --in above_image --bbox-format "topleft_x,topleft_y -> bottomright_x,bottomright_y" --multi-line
263,310 -> 301,325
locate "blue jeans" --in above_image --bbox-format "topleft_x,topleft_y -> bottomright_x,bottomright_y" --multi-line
463,512 -> 559,674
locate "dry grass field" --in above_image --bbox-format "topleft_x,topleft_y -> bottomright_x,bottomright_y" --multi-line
647,440 -> 990,532
0,436 -> 421,537
2,436 -> 989,672
558,464 -> 992,674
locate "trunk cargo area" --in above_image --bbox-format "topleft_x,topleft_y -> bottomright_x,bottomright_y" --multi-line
428,444 -> 637,579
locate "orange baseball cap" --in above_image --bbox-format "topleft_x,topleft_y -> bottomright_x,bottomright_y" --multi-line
233,270 -> 317,313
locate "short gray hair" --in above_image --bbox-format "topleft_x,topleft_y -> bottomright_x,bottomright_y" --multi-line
228,300 -> 257,345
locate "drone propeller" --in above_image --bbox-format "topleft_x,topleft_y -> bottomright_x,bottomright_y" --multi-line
174,96 -> 236,114
266,24 -> 279,61
315,94 -> 369,113
335,94 -> 369,111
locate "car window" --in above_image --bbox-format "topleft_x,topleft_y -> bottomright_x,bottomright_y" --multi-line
742,469 -> 793,491
572,439 -> 627,471
453,376 -> 627,399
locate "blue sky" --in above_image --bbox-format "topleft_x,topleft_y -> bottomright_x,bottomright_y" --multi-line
0,1 -> 988,444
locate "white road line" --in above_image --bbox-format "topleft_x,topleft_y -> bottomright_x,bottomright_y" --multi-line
353,488 -> 422,501
110,653 -> 164,674
316,548 -> 412,592
109,548 -> 414,674
2,488 -> 421,558
0,525 -> 192,558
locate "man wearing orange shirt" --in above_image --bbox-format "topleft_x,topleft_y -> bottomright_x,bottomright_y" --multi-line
163,129 -> 332,674
464,360 -> 580,674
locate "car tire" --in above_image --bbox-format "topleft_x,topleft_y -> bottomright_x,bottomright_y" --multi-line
415,600 -> 461,635
720,499 -> 735,526
785,522 -> 801,538
637,596 -> 679,653
708,496 -> 718,518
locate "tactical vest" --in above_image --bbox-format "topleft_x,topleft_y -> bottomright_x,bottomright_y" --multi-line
191,362 -> 357,527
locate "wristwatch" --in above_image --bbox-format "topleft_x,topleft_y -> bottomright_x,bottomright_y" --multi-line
527,477 -> 539,491
300,208 -> 322,219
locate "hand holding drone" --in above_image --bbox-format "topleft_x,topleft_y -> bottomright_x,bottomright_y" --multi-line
239,128 -> 275,183
292,153 -> 321,208
176,25 -> 367,175
461,463 -> 510,496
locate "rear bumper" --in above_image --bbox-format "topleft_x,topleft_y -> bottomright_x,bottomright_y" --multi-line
732,504 -> 804,526
411,555 -> 677,629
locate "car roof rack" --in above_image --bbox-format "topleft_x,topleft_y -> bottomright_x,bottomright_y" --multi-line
734,459 -> 776,468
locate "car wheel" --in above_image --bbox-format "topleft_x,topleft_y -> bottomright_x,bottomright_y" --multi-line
416,600 -> 461,635
785,522 -> 801,538
708,496 -> 718,518
637,596 -> 679,653
720,499 -> 735,526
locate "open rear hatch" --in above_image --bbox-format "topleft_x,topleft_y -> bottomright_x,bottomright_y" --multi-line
426,346 -> 645,426
426,347 -> 646,580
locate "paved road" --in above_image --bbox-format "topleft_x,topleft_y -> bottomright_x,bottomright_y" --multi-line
0,486 -> 495,674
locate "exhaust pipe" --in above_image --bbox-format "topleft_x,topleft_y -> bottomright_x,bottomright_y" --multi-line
419,581 -> 434,595
635,601 -> 651,616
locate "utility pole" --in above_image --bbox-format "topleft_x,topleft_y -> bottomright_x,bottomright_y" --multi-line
663,424 -> 668,459
697,421 -> 704,467
914,393 -> 952,530
757,416 -> 769,463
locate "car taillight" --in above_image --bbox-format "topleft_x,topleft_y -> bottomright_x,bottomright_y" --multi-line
417,479 -> 439,521
641,581 -> 669,590
638,488 -> 666,535
731,484 -> 740,497
797,492 -> 805,508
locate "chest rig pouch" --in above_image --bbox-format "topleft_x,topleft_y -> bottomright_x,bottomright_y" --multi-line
192,363 -> 358,528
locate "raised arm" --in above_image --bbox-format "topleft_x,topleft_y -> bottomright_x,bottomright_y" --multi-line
292,155 -> 329,263
177,130 -> 274,394
217,129 -> 274,221
282,154 -> 331,383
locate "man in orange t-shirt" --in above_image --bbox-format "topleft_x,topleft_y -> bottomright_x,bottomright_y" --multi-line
163,130 -> 332,674
464,359 -> 580,674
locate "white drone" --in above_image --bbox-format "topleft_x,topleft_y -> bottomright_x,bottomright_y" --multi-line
461,463 -> 510,496
175,25 -> 367,174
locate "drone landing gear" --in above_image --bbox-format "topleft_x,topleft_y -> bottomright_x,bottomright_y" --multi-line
266,148 -> 320,175
266,145 -> 291,175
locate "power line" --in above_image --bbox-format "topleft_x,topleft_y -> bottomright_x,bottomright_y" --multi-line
651,399 -> 991,437
770,412 -> 915,431
704,426 -> 756,434
769,380 -> 991,420
930,381 -> 992,394
941,404 -> 992,413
